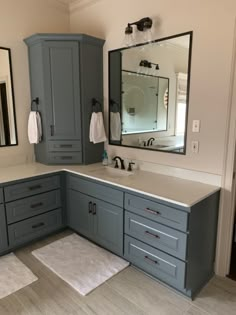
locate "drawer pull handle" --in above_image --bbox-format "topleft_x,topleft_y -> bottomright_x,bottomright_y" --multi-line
60,144 -> 73,148
145,208 -> 160,215
145,230 -> 160,239
50,125 -> 54,136
88,201 -> 93,214
28,185 -> 42,191
32,222 -> 45,229
93,203 -> 96,215
61,156 -> 73,160
31,202 -> 43,209
145,255 -> 159,265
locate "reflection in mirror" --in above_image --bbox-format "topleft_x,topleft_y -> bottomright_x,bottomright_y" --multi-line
109,31 -> 192,154
0,47 -> 17,147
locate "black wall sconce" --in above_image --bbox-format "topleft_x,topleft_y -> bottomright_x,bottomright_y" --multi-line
124,17 -> 153,46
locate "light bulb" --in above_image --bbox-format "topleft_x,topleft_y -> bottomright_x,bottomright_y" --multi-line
123,33 -> 135,47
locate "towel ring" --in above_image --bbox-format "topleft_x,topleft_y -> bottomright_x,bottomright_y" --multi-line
31,97 -> 39,111
91,98 -> 102,113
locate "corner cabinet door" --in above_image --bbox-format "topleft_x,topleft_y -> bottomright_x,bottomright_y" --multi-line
0,205 -> 8,252
93,199 -> 123,256
67,190 -> 93,239
43,41 -> 81,140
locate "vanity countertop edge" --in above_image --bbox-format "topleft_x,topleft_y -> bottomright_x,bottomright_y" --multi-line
0,162 -> 220,208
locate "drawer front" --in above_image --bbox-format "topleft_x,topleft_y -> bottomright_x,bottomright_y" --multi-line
125,193 -> 188,232
124,235 -> 186,290
125,211 -> 187,260
48,152 -> 82,164
48,140 -> 82,152
4,175 -> 60,202
0,188 -> 3,204
8,209 -> 62,247
6,190 -> 61,224
69,175 -> 123,207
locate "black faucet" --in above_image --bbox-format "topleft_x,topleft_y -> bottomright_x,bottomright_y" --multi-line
147,137 -> 155,146
112,156 -> 125,170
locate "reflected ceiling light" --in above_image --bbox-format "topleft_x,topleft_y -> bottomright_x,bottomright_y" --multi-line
124,17 -> 153,47
138,60 -> 159,75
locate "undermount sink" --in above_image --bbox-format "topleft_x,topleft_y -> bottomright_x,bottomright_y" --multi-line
89,166 -> 134,178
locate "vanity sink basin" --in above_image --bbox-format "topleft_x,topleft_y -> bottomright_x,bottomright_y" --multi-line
89,166 -> 134,179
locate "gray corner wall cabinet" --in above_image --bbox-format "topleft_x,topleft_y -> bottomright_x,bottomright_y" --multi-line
24,34 -> 105,165
0,171 -> 220,299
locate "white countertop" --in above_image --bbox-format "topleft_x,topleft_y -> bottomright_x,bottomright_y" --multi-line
0,163 -> 220,207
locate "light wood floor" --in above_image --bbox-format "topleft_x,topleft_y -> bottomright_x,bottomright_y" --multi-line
0,230 -> 236,315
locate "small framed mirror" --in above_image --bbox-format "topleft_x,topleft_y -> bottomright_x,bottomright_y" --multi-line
109,31 -> 192,154
0,47 -> 18,147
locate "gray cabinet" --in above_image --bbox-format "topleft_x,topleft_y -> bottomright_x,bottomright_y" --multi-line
0,205 -> 8,253
24,34 -> 105,165
67,176 -> 123,255
124,191 -> 220,298
4,174 -> 64,250
68,190 -> 92,239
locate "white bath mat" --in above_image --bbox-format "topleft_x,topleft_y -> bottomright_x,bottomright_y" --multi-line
0,253 -> 38,299
32,233 -> 129,296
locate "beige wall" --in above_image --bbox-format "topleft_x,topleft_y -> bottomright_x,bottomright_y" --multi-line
0,0 -> 69,166
70,0 -> 236,176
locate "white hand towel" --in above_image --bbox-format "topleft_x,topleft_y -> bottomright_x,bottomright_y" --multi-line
28,111 -> 42,144
89,112 -> 107,144
110,112 -> 121,141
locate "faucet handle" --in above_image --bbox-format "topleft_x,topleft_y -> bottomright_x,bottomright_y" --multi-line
127,161 -> 135,172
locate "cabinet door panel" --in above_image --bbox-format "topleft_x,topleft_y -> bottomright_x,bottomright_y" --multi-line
0,205 -> 8,252
93,198 -> 123,256
67,190 -> 93,239
43,41 -> 81,140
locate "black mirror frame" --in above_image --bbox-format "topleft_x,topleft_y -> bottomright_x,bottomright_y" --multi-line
108,31 -> 193,155
0,46 -> 18,147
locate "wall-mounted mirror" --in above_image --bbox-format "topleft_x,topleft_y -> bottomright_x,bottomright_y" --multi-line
109,31 -> 192,154
0,47 -> 17,147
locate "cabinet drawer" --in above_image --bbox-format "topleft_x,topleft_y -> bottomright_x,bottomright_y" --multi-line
4,175 -> 60,202
8,209 -> 62,247
125,211 -> 187,260
6,190 -> 61,224
69,175 -> 123,207
48,140 -> 82,152
48,152 -> 82,164
125,193 -> 188,232
0,188 -> 3,204
124,235 -> 186,290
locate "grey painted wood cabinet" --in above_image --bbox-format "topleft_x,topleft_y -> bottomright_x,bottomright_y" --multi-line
0,204 -> 8,253
0,174 -> 64,255
24,34 -> 105,165
67,176 -> 124,255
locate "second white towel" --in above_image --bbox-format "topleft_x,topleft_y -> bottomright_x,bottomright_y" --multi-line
110,112 -> 121,141
89,112 -> 107,144
28,111 -> 42,144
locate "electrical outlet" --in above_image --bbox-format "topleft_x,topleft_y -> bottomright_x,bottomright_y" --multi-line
191,141 -> 199,153
192,120 -> 200,133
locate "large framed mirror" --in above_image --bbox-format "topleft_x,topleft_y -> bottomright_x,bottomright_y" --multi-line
109,31 -> 192,154
0,47 -> 17,147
